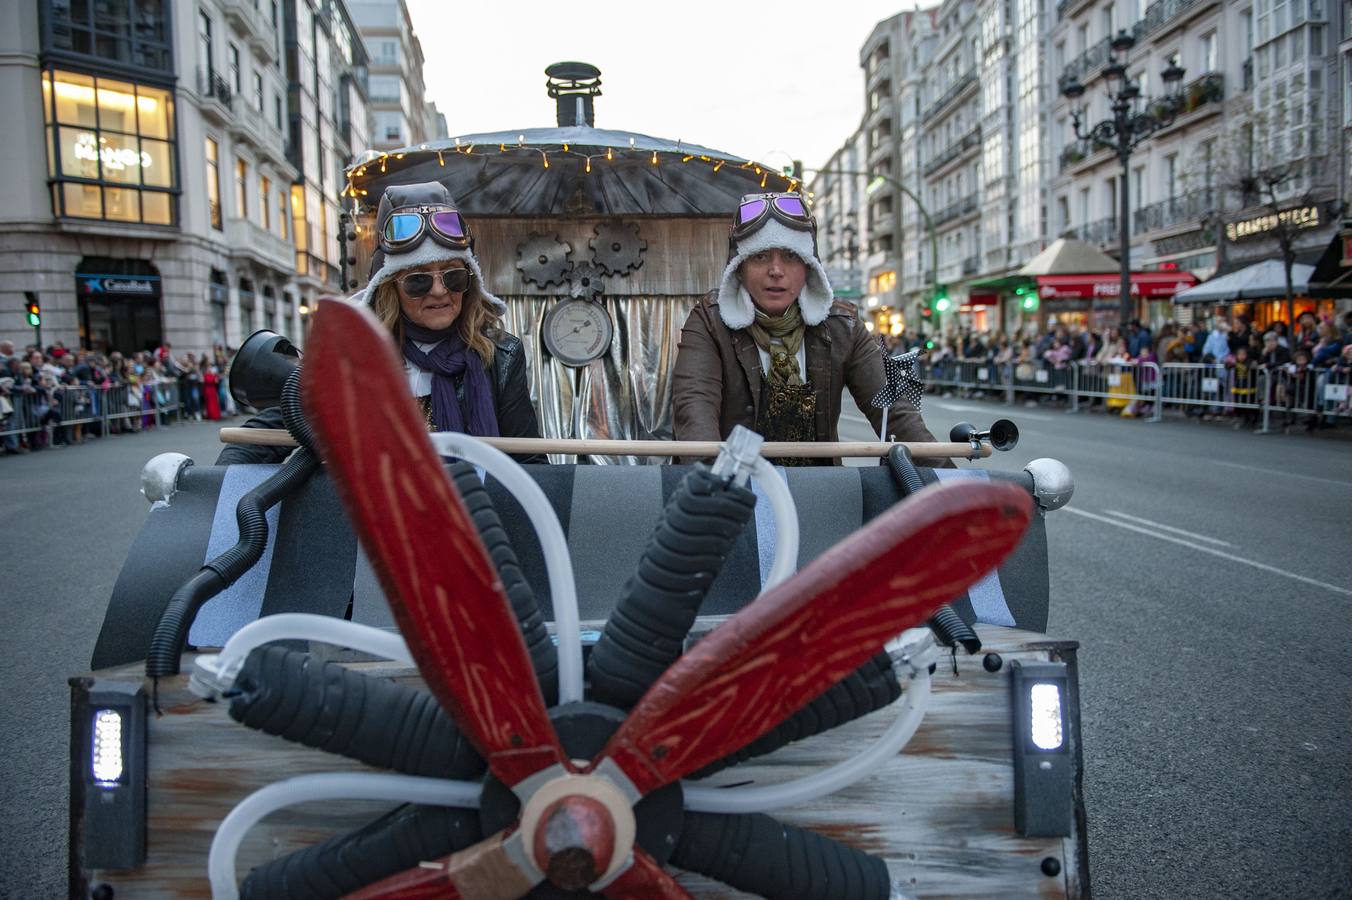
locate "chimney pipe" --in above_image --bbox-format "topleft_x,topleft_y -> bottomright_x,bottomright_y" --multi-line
545,61 -> 602,127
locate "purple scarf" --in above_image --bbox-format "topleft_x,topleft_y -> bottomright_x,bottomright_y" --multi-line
401,317 -> 499,437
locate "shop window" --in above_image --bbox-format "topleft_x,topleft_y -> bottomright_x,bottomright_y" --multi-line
205,137 -> 222,229
42,69 -> 177,225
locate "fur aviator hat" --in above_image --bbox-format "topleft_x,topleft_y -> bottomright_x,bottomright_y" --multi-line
350,182 -> 505,313
715,212 -> 834,330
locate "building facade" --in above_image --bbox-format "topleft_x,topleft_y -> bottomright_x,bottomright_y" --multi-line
348,0 -> 441,152
0,0 -> 371,356
811,130 -> 871,314
1050,0 -> 1346,329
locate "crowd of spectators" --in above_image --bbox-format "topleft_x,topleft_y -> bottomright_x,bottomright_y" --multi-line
885,308 -> 1352,430
0,340 -> 238,455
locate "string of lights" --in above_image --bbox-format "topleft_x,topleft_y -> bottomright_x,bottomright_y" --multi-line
341,136 -> 806,213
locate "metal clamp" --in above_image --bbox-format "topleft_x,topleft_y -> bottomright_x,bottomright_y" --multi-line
710,425 -> 765,488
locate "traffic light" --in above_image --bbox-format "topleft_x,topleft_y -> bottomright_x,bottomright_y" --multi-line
25,297 -> 41,327
1015,285 -> 1039,312
932,285 -> 951,314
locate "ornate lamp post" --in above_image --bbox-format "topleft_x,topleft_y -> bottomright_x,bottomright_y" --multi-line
1060,30 -> 1186,328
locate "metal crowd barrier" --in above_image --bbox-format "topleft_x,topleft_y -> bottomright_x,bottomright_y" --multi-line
915,356 -> 1350,433
0,382 -> 184,445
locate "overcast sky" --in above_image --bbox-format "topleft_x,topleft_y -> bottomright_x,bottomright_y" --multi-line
404,0 -> 923,176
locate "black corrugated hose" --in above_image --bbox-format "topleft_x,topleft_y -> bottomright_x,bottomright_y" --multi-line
886,444 -> 982,655
587,463 -> 757,709
445,461 -> 558,705
146,368 -> 318,678
672,810 -> 891,900
227,644 -> 484,779
689,651 -> 900,779
239,802 -> 482,900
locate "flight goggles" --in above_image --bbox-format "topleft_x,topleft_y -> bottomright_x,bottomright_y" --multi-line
731,192 -> 815,241
380,205 -> 474,253
397,267 -> 472,299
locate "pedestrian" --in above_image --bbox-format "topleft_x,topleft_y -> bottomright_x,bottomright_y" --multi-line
671,191 -> 945,465
220,181 -> 542,466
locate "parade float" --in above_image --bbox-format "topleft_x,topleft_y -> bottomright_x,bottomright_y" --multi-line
69,65 -> 1085,899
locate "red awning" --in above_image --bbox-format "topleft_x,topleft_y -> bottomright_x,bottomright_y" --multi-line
966,293 -> 1000,306
1035,272 -> 1198,300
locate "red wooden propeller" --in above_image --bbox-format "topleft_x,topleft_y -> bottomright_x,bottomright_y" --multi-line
302,299 -> 1033,900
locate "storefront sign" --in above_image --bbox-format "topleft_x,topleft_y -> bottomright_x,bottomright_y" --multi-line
72,132 -> 152,172
1224,205 -> 1321,242
1035,272 -> 1197,300
78,274 -> 160,297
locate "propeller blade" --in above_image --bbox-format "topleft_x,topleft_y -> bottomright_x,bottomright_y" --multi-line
601,847 -> 693,899
342,830 -> 534,900
596,480 -> 1032,797
303,298 -> 565,786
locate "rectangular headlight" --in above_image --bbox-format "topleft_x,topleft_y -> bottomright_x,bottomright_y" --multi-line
71,679 -> 147,871
1010,660 -> 1073,837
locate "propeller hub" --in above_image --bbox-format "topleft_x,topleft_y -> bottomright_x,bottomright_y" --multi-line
533,794 -> 616,889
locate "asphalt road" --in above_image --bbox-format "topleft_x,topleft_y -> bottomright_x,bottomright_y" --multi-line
2,404 -> 1350,898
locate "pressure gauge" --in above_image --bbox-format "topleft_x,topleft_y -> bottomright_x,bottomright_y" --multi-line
542,298 -> 613,367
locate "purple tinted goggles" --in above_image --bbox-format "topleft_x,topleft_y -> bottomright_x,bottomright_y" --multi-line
731,193 -> 815,240
380,206 -> 473,253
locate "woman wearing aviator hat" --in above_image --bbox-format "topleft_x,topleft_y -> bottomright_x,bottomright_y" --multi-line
218,182 -> 541,464
672,191 -> 945,464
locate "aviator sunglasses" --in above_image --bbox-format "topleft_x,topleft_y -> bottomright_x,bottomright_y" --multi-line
731,192 -> 815,241
380,205 -> 474,253
397,267 -> 472,299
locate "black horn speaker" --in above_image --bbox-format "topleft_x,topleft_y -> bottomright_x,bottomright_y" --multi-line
229,330 -> 301,411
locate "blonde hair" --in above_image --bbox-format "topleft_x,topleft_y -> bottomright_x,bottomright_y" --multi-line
369,266 -> 499,365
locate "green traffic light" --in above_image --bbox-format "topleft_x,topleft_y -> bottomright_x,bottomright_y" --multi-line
925,339 -> 935,349
1021,294 -> 1039,311
26,313 -> 39,326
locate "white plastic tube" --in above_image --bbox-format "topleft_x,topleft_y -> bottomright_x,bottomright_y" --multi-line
752,457 -> 799,590
428,432 -> 583,704
209,772 -> 482,900
191,614 -> 412,698
681,667 -> 932,815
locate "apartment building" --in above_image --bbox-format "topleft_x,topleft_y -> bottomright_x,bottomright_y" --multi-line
812,130 -> 871,310
1050,0 -> 1345,327
0,0 -> 372,355
348,0 -> 441,151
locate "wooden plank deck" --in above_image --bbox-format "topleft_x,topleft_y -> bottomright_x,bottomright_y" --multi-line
71,625 -> 1085,899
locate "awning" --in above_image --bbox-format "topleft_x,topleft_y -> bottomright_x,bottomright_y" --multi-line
1307,226 -> 1352,298
1035,271 -> 1198,301
1172,259 -> 1314,304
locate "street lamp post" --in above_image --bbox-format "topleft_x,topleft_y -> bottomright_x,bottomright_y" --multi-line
1060,30 -> 1186,329
807,168 -> 940,331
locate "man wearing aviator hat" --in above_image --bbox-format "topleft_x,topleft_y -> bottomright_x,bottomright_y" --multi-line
672,192 -> 944,464
219,182 -> 542,464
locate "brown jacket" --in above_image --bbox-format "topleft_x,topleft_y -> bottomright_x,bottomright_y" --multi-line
672,292 -> 949,465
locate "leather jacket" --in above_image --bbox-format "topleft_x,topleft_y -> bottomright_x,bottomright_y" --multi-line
672,291 -> 950,466
217,331 -> 543,465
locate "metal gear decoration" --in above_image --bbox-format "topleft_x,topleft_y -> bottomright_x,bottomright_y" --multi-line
516,232 -> 573,287
567,261 -> 606,300
589,222 -> 647,276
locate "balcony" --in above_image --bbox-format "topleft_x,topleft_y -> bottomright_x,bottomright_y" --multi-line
923,125 -> 982,177
1132,187 -> 1216,235
1179,72 -> 1224,115
197,68 -> 233,122
1064,216 -> 1120,246
933,194 -> 979,227
229,106 -> 291,169
961,255 -> 980,276
1058,137 -> 1114,173
227,216 -> 295,274
1242,57 -> 1253,92
1061,0 -> 1218,85
923,71 -> 978,122
222,0 -> 275,60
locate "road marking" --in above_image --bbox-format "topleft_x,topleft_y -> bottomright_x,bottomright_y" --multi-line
1209,458 -> 1352,489
1101,509 -> 1234,547
929,400 -> 1057,422
1062,507 -> 1352,598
